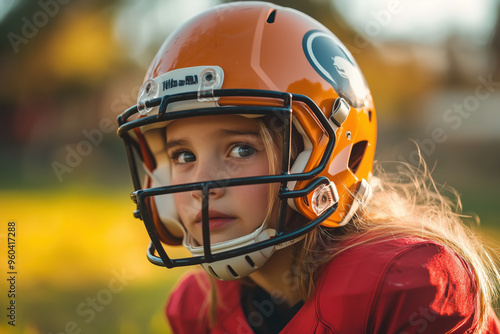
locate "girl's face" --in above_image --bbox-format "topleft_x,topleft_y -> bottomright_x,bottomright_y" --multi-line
166,115 -> 275,245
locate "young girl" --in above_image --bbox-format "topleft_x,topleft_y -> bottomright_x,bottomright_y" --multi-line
117,2 -> 500,333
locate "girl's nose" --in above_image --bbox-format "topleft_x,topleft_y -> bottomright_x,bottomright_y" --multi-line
190,158 -> 227,200
191,185 -> 225,200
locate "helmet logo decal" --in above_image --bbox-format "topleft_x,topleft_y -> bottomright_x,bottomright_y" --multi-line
303,30 -> 369,108
162,75 -> 198,91
136,66 -> 225,114
144,66 -> 224,100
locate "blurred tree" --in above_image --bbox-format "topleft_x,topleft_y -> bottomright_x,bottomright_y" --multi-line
0,0 -> 122,100
491,0 -> 500,80
0,0 -> 130,188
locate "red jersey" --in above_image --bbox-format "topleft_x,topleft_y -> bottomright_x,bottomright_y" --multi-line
166,237 -> 500,333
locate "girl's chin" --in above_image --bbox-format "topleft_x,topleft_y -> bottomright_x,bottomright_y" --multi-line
192,230 -> 250,246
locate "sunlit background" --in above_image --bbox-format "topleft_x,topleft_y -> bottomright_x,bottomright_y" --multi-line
1,0 -> 499,333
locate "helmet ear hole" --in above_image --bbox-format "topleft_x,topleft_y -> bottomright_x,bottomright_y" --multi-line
348,140 -> 368,174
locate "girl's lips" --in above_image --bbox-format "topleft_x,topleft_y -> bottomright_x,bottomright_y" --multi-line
203,217 -> 236,231
195,210 -> 236,231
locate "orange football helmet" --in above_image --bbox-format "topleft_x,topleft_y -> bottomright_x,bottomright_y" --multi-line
118,2 -> 376,280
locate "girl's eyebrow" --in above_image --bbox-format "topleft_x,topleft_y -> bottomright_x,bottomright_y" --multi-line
166,129 -> 261,150
213,129 -> 260,138
165,139 -> 189,151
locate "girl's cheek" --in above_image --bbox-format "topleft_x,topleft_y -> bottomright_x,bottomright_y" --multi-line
171,173 -> 186,186
172,193 -> 181,213
237,158 -> 269,178
173,193 -> 188,218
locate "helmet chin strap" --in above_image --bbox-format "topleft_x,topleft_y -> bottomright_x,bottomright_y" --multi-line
182,220 -> 304,281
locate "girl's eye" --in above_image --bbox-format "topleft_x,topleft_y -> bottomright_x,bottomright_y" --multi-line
171,151 -> 196,164
229,145 -> 255,158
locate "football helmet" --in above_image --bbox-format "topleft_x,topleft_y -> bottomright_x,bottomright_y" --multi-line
117,2 -> 376,280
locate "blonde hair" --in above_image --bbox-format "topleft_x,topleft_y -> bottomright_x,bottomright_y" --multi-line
296,158 -> 500,332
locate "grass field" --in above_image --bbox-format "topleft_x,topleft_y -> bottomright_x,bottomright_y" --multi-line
0,189 -> 190,334
0,188 -> 499,333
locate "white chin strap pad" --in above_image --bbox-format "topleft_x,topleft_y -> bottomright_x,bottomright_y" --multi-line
183,223 -> 276,280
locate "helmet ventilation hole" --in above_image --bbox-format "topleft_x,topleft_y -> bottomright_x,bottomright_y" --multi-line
348,141 -> 368,174
266,10 -> 276,23
208,266 -> 220,279
368,110 -> 373,122
227,265 -> 239,278
245,255 -> 256,268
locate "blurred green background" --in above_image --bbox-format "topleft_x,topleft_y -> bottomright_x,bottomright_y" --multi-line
1,0 -> 499,333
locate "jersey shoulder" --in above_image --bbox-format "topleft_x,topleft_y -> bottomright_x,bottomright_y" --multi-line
314,237 -> 480,333
166,269 -> 242,333
166,270 -> 211,333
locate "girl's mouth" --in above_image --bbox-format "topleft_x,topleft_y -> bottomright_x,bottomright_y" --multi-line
195,210 -> 236,231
